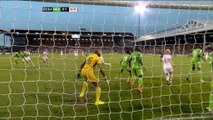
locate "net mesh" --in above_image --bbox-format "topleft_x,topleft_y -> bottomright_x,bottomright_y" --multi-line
0,0 -> 213,120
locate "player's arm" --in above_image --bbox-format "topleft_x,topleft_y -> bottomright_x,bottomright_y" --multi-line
140,58 -> 146,72
169,58 -> 174,67
79,60 -> 86,73
98,63 -> 108,82
120,58 -> 123,64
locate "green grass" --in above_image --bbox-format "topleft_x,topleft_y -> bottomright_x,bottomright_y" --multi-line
0,53 -> 212,120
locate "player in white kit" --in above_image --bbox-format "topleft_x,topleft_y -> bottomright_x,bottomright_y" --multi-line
162,49 -> 174,85
23,50 -> 35,67
42,49 -> 48,63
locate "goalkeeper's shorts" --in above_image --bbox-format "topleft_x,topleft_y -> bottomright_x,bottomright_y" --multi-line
81,69 -> 98,82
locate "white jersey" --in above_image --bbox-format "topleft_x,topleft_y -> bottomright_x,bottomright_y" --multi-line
162,54 -> 173,74
162,54 -> 172,67
24,52 -> 31,61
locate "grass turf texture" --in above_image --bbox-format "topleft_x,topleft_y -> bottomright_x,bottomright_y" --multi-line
0,53 -> 212,120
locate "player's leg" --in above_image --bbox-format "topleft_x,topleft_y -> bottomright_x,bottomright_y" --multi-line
197,62 -> 204,82
167,67 -> 173,85
131,69 -> 137,90
15,57 -> 18,65
187,63 -> 195,81
127,69 -> 132,83
42,56 -> 46,63
91,82 -> 104,105
30,60 -> 35,67
79,70 -> 88,97
120,68 -> 124,74
207,81 -> 213,111
169,72 -> 173,84
88,71 -> 104,105
42,56 -> 48,64
136,69 -> 143,93
24,57 -> 30,67
163,67 -> 170,82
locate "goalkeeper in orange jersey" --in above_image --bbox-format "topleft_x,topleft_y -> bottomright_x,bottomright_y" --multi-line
77,49 -> 108,105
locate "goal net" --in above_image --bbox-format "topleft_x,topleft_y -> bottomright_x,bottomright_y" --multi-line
0,0 -> 213,119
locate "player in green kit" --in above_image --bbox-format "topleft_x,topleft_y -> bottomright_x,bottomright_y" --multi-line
131,47 -> 145,93
14,50 -> 24,65
207,77 -> 213,111
207,49 -> 213,111
120,50 -> 132,83
186,48 -> 205,82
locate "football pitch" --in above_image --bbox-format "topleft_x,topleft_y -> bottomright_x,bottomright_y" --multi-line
0,53 -> 212,120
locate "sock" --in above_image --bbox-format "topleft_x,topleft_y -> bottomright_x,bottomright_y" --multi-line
187,70 -> 192,79
138,77 -> 143,88
169,74 -> 173,82
96,87 -> 101,102
80,82 -> 88,95
166,75 -> 169,81
198,71 -> 203,80
132,76 -> 136,83
208,93 -> 213,109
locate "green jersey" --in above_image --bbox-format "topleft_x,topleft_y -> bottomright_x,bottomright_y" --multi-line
191,48 -> 202,63
15,52 -> 22,58
120,54 -> 131,67
131,51 -> 142,69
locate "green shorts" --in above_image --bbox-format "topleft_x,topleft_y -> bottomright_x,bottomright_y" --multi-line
192,61 -> 201,70
121,65 -> 128,70
133,68 -> 143,77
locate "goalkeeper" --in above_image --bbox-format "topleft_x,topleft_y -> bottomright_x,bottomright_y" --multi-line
120,50 -> 132,83
78,49 -> 108,105
130,47 -> 145,93
186,48 -> 205,82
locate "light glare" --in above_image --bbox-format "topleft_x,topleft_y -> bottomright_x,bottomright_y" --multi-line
134,4 -> 148,14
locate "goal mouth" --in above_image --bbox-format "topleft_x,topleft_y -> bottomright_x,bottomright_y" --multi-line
0,0 -> 213,120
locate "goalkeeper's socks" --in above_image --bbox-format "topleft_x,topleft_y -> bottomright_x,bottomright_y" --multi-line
80,82 -> 88,97
207,93 -> 213,111
166,75 -> 169,81
138,78 -> 143,89
137,88 -> 142,93
95,87 -> 101,103
198,71 -> 204,82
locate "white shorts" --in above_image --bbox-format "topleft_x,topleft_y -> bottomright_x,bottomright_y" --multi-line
24,56 -> 31,62
163,66 -> 173,75
43,56 -> 48,61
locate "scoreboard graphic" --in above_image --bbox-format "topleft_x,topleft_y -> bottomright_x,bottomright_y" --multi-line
42,7 -> 78,12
